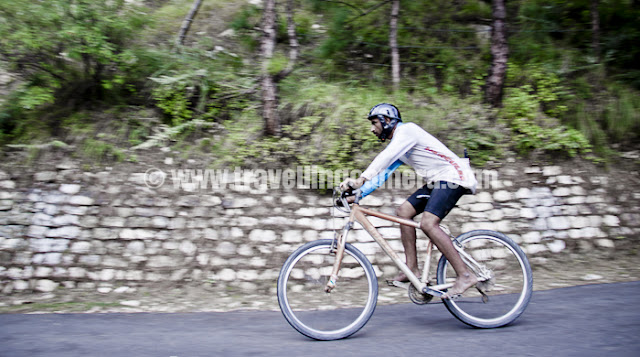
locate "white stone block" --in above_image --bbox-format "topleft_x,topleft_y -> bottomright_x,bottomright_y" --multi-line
282,230 -> 303,243
179,241 -> 197,255
249,229 -> 277,242
237,270 -> 259,281
515,188 -> 531,199
602,215 -> 620,227
547,217 -> 571,230
542,166 -> 562,176
522,231 -> 542,243
570,186 -> 586,196
493,190 -> 512,202
71,241 -> 92,254
35,279 -> 58,292
489,210 -> 505,221
303,230 -> 319,242
69,267 -> 86,279
552,187 -> 571,197
59,184 -> 82,195
217,241 -> 236,256
69,196 -> 94,206
520,208 -> 536,219
203,228 -> 219,240
13,280 -> 29,291
525,244 -> 548,255
570,216 -> 590,229
100,269 -> 116,281
46,226 -> 81,239
547,240 -> 566,253
216,268 -> 236,281
469,203 -> 493,212
596,239 -> 615,248
34,266 -> 53,278
476,192 -> 493,203
566,196 -> 586,205
588,216 -> 603,227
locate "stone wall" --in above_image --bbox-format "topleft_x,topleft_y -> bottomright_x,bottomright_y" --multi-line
0,160 -> 638,294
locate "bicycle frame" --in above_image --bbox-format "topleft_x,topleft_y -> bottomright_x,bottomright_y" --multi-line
325,201 -> 455,295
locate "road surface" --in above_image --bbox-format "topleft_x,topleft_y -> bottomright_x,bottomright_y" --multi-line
1,281 -> 638,357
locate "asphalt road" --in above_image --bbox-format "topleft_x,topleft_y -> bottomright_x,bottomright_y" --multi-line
1,281 -> 639,357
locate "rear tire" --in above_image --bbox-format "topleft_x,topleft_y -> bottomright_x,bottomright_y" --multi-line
277,239 -> 378,340
436,230 -> 532,328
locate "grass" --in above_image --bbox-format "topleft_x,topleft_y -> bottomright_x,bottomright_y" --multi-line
0,301 -> 123,314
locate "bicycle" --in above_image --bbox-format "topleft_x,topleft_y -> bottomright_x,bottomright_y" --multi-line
277,187 -> 533,340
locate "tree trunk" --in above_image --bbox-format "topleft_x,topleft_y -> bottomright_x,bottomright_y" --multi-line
591,0 -> 601,63
261,0 -> 298,136
390,0 -> 400,92
275,0 -> 299,80
176,0 -> 203,48
260,0 -> 280,136
485,0 -> 509,108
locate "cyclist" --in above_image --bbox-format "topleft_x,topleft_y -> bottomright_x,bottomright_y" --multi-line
340,103 -> 478,299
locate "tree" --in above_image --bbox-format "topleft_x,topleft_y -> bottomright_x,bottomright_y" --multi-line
485,0 -> 509,108
591,0 -> 601,63
260,0 -> 298,136
389,0 -> 400,92
176,0 -> 204,48
0,0 -> 147,108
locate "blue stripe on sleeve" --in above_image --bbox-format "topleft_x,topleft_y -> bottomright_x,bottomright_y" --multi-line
360,160 -> 403,197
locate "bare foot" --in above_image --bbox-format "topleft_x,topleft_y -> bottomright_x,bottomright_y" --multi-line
441,272 -> 478,299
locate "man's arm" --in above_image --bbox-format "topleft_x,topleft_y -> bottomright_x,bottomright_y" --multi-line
360,160 -> 402,197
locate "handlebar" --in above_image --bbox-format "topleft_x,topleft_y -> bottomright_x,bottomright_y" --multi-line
333,187 -> 362,213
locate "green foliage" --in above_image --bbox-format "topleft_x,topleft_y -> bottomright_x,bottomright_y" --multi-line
151,71 -> 198,126
510,117 -> 592,157
1,0 -> 639,168
502,85 -> 592,157
266,53 -> 289,76
603,84 -> 640,143
82,138 -> 126,162
312,0 -> 489,94
451,119 -> 504,166
147,45 -> 252,126
0,0 -> 151,140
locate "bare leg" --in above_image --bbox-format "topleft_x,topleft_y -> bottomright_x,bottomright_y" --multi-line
420,212 -> 477,298
391,201 -> 420,282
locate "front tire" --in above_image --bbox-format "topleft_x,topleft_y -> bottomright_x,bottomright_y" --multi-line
277,239 -> 378,340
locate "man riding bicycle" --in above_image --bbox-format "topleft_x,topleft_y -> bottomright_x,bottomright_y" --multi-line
340,103 -> 478,299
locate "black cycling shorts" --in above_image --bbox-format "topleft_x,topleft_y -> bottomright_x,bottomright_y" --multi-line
406,181 -> 467,219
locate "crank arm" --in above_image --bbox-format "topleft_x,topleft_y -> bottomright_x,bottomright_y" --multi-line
422,287 -> 445,297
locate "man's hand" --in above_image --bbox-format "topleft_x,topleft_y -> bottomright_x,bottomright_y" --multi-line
339,177 -> 366,191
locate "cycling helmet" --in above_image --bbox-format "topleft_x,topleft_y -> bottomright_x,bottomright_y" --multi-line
367,103 -> 402,142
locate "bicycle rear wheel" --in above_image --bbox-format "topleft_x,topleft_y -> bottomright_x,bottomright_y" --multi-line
277,239 -> 378,340
436,230 -> 532,328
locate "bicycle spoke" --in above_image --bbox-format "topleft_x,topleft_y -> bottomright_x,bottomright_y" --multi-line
438,231 -> 532,328
278,240 -> 378,340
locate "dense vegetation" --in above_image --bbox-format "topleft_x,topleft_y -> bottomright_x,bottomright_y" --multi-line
0,0 -> 638,170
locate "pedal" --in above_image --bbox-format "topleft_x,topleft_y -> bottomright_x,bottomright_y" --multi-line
386,280 -> 410,289
477,287 -> 489,303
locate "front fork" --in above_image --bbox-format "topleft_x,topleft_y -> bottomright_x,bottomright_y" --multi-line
324,220 -> 352,293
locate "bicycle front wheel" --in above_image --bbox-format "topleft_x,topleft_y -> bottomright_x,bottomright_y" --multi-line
277,239 -> 378,340
436,230 -> 533,328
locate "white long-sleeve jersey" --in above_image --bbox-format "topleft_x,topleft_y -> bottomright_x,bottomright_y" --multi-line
361,122 -> 477,193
